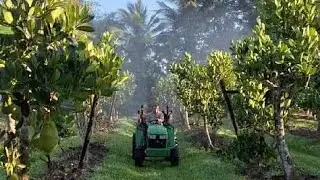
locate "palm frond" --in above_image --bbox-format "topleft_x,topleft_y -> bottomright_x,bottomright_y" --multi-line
157,1 -> 178,21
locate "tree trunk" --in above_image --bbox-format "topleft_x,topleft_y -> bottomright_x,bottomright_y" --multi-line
7,114 -> 16,134
116,110 -> 119,121
219,80 -> 239,137
18,98 -> 31,180
315,112 -> 320,132
196,114 -> 200,126
274,89 -> 293,180
204,116 -> 214,149
78,94 -> 99,169
184,107 -> 191,130
179,106 -> 191,130
3,114 -> 17,179
109,92 -> 116,123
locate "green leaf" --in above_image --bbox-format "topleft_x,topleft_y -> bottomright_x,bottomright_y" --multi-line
77,25 -> 94,32
53,69 -> 61,81
0,60 -> 5,68
81,15 -> 95,24
26,0 -> 33,7
87,41 -> 94,51
283,99 -> 291,107
3,9 -> 13,24
248,99 -> 255,107
85,63 -> 97,73
4,0 -> 13,8
16,164 -> 26,169
50,7 -> 64,20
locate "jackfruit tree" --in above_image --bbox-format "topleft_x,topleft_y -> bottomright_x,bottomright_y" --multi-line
230,0 -> 320,179
0,0 -> 100,178
171,53 -> 225,149
75,32 -> 127,169
206,51 -> 239,137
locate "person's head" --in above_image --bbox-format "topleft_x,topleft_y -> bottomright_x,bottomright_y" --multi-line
152,104 -> 160,114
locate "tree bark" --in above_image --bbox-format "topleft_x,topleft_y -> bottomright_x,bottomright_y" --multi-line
109,92 -> 116,123
274,89 -> 293,180
204,116 -> 214,149
179,106 -> 191,130
196,114 -> 200,126
7,114 -> 16,134
219,80 -> 239,137
78,94 -> 99,169
115,110 -> 119,121
184,106 -> 191,130
18,98 -> 30,180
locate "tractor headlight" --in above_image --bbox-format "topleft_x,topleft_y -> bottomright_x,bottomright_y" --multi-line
148,135 -> 156,139
159,135 -> 167,139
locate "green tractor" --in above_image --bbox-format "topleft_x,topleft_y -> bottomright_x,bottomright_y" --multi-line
132,105 -> 179,167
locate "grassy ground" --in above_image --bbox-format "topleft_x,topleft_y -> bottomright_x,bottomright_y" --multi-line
0,116 -> 319,179
89,119 -> 244,180
286,117 -> 320,176
288,134 -> 320,176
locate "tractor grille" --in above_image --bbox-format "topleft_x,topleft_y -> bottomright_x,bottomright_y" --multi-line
148,135 -> 166,148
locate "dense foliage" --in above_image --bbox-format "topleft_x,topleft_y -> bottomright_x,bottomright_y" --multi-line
169,0 -> 320,179
0,0 -> 126,178
0,0 -> 319,179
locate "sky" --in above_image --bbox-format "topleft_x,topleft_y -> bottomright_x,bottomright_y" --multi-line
88,0 -> 162,14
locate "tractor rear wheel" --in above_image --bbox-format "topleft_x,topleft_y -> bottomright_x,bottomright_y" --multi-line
170,147 -> 179,166
134,147 -> 145,167
132,133 -> 136,159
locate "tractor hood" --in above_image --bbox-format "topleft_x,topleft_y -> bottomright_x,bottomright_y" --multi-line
147,124 -> 168,135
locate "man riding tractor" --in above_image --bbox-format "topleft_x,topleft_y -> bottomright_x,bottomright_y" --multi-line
132,104 -> 179,166
139,104 -> 164,125
136,104 -> 164,145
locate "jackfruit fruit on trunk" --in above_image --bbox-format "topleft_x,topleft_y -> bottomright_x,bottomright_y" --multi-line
9,173 -> 19,180
38,120 -> 59,154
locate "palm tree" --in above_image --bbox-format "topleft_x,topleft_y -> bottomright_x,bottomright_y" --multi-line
155,0 -> 256,62
112,0 -> 166,110
116,0 -> 165,48
155,0 -> 203,62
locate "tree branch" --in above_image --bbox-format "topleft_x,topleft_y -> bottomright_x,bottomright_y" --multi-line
263,80 -> 279,89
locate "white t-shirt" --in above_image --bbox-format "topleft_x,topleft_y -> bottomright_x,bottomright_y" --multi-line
146,112 -> 164,123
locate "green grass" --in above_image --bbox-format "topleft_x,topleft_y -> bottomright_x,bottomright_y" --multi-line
286,118 -> 320,176
0,117 -> 319,179
89,119 -> 245,180
289,135 -> 320,176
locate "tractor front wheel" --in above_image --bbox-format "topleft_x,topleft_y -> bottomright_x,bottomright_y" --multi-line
132,133 -> 136,159
170,147 -> 179,166
134,147 -> 145,167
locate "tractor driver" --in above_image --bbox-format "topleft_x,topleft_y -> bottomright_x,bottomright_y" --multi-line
145,104 -> 164,124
